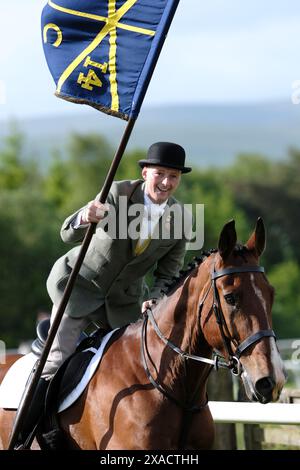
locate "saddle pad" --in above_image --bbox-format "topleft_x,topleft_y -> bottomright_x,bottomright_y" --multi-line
0,329 -> 116,412
58,329 -> 116,412
0,352 -> 38,409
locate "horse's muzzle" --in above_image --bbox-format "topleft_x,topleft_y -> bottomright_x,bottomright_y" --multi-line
254,376 -> 276,404
241,370 -> 283,404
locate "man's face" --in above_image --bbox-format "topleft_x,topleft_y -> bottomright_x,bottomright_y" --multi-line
142,165 -> 181,204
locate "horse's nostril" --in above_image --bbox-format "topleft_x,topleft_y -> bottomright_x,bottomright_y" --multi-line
255,376 -> 275,398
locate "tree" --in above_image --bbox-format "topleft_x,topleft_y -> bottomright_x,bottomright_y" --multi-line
0,129 -> 61,346
0,127 -> 40,191
63,133 -> 113,213
224,152 -> 300,266
175,167 -> 250,252
0,189 -> 63,346
268,260 -> 300,339
43,133 -> 114,216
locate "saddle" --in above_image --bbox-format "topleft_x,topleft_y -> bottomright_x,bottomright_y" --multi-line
31,319 -> 111,401
31,319 -> 51,356
31,318 -> 89,357
29,319 -> 112,449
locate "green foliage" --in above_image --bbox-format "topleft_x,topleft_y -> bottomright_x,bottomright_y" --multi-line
176,168 -> 250,251
268,260 -> 300,338
43,149 -> 70,212
115,148 -> 144,181
0,189 -> 63,346
0,128 -> 299,345
0,128 -> 39,191
223,153 -> 274,185
223,151 -> 300,266
0,131 -> 63,346
44,133 -> 114,215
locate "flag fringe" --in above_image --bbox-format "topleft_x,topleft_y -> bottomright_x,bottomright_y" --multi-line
55,92 -> 129,121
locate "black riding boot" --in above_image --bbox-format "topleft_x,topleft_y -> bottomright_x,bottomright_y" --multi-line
16,377 -> 49,447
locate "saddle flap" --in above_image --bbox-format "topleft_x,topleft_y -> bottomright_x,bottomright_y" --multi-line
44,328 -> 118,414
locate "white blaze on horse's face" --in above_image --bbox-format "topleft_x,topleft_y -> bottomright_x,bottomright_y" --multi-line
212,218 -> 287,404
238,274 -> 287,403
232,273 -> 287,404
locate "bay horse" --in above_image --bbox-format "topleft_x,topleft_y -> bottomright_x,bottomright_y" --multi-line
0,218 -> 286,450
0,354 -> 22,385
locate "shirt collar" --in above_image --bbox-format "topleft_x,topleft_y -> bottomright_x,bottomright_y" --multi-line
143,192 -> 167,216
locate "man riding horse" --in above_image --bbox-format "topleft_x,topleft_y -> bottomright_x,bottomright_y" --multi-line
18,141 -> 192,444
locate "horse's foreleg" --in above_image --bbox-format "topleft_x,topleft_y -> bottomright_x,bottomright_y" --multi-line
0,409 -> 41,450
185,407 -> 215,450
0,409 -> 16,450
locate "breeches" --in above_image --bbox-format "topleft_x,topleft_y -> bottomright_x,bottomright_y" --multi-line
42,303 -> 107,379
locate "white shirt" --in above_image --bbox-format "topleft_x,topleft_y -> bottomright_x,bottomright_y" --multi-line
138,193 -> 167,241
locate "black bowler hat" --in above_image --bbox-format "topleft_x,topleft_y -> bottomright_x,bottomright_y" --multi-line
138,142 -> 192,174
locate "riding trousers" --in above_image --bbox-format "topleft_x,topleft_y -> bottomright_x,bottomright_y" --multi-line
42,301 -> 109,379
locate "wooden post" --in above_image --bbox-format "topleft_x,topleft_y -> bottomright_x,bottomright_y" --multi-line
207,369 -> 237,449
237,380 -> 262,450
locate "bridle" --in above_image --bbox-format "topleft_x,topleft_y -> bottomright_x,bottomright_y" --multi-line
211,264 -> 275,375
141,263 -> 276,409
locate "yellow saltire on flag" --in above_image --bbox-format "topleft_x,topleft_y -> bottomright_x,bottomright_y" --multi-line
42,0 -> 180,120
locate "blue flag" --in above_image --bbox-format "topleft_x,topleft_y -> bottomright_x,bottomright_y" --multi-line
42,0 -> 180,120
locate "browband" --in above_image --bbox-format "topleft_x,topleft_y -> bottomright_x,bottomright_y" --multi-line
212,266 -> 264,280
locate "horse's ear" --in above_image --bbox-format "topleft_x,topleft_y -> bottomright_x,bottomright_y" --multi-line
218,219 -> 237,260
246,217 -> 266,257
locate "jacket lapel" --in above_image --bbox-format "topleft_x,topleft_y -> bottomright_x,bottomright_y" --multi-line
128,181 -> 145,255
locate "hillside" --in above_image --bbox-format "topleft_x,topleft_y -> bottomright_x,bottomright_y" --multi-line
1,102 -> 300,167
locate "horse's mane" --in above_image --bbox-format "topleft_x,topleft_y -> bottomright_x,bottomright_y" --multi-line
160,244 -> 249,297
159,249 -> 217,297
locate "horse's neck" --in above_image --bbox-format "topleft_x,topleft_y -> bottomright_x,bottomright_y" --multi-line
155,258 -> 211,349
148,258 -> 213,388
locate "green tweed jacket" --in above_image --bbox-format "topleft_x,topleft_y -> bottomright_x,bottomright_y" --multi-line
46,180 -> 191,329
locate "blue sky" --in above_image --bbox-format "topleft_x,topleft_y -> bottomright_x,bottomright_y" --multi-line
1,0 -> 300,120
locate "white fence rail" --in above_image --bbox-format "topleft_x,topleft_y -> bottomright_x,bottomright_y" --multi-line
209,401 -> 300,425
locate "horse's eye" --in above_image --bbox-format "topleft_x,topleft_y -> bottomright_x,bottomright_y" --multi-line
224,293 -> 236,306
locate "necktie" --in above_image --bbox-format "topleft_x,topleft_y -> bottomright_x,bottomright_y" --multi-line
134,205 -> 164,256
134,236 -> 152,256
